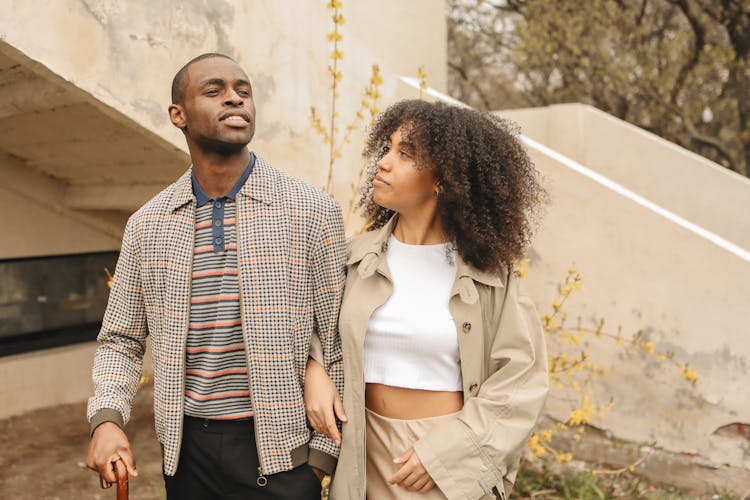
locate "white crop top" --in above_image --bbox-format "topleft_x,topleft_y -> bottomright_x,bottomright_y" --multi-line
364,235 -> 462,391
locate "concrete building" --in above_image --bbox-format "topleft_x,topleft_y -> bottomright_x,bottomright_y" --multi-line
1,0 -> 749,495
0,0 -> 447,411
497,103 -> 750,493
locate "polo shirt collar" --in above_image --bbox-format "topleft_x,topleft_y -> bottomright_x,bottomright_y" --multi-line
191,153 -> 256,206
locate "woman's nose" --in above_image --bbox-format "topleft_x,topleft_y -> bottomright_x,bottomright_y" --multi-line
377,155 -> 391,171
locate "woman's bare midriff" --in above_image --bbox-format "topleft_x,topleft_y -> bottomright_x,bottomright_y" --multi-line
365,383 -> 463,419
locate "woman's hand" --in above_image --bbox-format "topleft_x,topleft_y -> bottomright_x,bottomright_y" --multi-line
304,358 -> 347,445
387,447 -> 436,493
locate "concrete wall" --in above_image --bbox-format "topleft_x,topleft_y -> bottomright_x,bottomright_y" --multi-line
499,104 -> 750,251
0,156 -> 125,258
522,145 -> 750,470
0,341 -> 152,418
0,0 -> 446,208
0,343 -> 100,416
0,0 -> 447,416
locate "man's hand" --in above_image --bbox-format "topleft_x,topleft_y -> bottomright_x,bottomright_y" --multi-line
86,422 -> 138,484
304,359 -> 347,445
387,447 -> 436,493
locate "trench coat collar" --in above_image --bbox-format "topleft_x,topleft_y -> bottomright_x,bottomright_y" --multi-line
348,215 -> 506,289
169,152 -> 277,212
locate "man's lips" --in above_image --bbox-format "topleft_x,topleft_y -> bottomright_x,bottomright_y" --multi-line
219,111 -> 251,125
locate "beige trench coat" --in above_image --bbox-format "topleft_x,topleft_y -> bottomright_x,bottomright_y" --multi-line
316,217 -> 549,500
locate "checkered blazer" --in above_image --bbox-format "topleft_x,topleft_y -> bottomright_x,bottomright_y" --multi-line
87,154 -> 346,476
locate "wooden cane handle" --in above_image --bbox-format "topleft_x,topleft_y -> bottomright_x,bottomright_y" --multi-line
113,459 -> 129,500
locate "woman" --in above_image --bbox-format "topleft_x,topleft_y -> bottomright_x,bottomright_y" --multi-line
306,100 -> 549,499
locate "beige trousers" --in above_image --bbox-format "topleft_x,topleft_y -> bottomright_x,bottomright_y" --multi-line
365,408 -> 458,500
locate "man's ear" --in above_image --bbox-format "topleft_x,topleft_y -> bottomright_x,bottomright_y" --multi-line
169,104 -> 187,130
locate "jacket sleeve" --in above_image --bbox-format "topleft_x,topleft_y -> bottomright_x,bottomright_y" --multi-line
413,271 -> 549,500
307,200 -> 347,474
87,217 -> 148,434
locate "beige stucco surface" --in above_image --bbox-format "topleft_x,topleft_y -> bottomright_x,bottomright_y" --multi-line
500,104 -> 750,251
0,343 -> 98,415
0,0 -> 446,412
493,105 -> 750,474
0,0 -> 445,216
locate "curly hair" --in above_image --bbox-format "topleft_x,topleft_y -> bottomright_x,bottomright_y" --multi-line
359,99 -> 545,274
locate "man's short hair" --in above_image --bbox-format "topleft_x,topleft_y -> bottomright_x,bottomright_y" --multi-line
171,53 -> 235,104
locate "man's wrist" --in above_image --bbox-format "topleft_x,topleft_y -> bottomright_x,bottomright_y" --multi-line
308,448 -> 336,476
89,408 -> 124,437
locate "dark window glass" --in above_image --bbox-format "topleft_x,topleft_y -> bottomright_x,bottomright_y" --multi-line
0,251 -> 119,356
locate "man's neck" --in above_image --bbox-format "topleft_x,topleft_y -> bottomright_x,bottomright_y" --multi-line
190,147 -> 251,198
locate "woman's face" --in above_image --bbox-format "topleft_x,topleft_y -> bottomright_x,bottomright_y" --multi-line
372,125 -> 438,216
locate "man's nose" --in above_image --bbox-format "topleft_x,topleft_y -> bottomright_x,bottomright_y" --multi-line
224,90 -> 244,105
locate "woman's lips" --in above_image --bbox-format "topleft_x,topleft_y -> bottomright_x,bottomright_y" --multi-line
373,175 -> 389,187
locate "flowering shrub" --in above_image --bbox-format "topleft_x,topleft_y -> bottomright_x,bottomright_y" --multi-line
523,263 -> 698,472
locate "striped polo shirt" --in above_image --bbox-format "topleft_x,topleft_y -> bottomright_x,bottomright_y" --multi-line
184,156 -> 254,420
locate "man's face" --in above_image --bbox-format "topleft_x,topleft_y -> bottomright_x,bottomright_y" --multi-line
170,57 -> 256,153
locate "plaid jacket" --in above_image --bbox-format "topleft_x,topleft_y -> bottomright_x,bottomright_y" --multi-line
87,155 -> 346,476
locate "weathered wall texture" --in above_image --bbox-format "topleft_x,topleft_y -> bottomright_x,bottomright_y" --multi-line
0,0 -> 446,232
0,0 -> 446,413
501,104 -> 750,250
497,104 -> 750,481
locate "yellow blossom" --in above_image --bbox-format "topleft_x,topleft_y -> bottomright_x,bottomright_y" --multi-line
568,396 -> 595,425
641,341 -> 655,354
326,31 -> 343,42
527,434 -> 546,457
545,315 -> 558,330
682,365 -> 698,385
417,65 -> 429,89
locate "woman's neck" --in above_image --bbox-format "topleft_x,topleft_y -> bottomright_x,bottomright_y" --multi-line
392,211 -> 448,245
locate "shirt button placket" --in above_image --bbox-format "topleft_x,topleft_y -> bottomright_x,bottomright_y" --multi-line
212,199 -> 225,252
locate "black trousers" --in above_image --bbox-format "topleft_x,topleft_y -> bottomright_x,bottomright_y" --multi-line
163,416 -> 321,500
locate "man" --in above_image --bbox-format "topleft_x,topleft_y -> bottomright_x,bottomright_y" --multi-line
86,53 -> 346,499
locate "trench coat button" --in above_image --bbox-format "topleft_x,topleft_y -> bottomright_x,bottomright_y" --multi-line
469,383 -> 479,395
462,321 -> 472,333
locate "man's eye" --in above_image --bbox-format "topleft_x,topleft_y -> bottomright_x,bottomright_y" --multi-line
238,89 -> 250,96
205,89 -> 219,95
